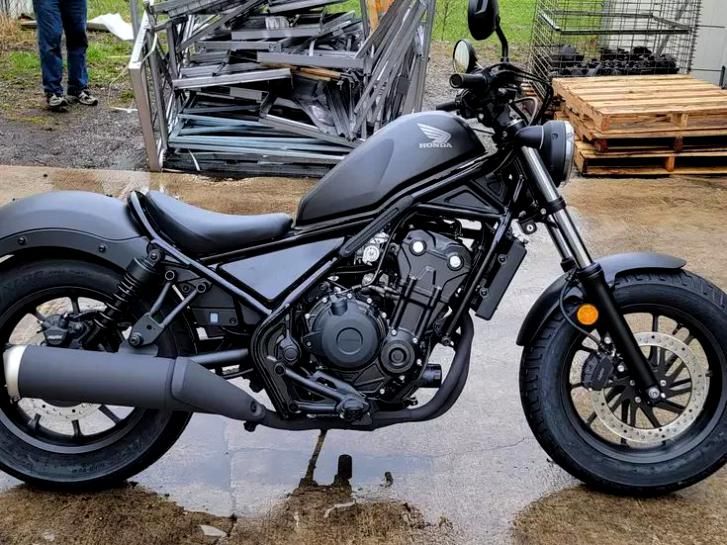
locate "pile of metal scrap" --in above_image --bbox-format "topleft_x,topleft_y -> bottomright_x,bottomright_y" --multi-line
129,0 -> 435,176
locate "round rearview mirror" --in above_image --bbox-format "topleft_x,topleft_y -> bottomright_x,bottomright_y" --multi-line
468,0 -> 500,40
453,40 -> 478,73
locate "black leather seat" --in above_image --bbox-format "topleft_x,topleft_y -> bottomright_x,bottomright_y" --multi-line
143,191 -> 292,256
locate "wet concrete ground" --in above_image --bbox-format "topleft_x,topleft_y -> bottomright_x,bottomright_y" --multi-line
0,166 -> 727,544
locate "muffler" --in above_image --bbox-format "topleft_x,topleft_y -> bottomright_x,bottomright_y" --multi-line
3,345 -> 265,422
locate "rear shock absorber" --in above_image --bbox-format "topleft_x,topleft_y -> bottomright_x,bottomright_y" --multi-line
84,248 -> 164,347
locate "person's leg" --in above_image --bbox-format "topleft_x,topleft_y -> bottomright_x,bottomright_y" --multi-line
32,0 -> 64,99
60,0 -> 90,97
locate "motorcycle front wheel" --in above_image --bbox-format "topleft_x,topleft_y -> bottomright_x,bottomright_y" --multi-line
0,258 -> 193,489
520,269 -> 727,494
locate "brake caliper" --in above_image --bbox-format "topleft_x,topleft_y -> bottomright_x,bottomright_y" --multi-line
581,352 -> 616,391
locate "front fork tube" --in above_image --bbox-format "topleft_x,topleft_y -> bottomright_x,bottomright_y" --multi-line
520,147 -> 661,398
577,266 -> 659,397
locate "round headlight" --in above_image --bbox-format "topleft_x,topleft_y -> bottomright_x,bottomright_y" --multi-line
538,120 -> 576,187
561,121 -> 576,185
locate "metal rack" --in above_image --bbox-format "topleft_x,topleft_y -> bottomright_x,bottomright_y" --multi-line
528,0 -> 702,83
129,0 -> 434,175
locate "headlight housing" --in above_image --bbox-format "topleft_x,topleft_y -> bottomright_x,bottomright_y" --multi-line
538,120 -> 576,186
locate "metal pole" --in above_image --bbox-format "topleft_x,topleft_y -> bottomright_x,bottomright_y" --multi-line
129,0 -> 140,37
128,13 -> 162,171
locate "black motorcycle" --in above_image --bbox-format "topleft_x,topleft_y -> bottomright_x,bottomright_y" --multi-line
1,0 -> 726,495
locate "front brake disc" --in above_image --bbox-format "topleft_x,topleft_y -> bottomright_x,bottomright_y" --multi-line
590,331 -> 709,444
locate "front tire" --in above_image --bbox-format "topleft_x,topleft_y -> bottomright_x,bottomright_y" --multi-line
0,258 -> 192,489
520,270 -> 727,494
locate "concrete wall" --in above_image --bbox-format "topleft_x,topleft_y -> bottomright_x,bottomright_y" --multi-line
692,0 -> 727,85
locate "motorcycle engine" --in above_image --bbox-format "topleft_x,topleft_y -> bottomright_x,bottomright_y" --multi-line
300,226 -> 471,402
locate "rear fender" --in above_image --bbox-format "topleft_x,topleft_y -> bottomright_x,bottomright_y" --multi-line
0,191 -> 147,269
516,252 -> 686,347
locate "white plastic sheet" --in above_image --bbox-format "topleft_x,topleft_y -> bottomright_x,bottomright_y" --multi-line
87,13 -> 134,41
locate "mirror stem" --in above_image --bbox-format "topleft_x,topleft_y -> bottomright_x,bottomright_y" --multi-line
496,24 -> 509,62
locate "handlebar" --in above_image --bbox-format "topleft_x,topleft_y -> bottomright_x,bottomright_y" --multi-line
435,100 -> 458,112
449,72 -> 490,90
435,73 -> 491,113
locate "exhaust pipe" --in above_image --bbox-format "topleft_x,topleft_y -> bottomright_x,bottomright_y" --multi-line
3,345 -> 265,422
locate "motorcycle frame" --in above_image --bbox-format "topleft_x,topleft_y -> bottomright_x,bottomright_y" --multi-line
126,149 -> 520,420
125,116 -> 664,427
128,152 -> 509,321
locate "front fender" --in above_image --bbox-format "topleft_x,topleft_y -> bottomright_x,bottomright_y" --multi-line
0,191 -> 147,269
516,252 -> 686,347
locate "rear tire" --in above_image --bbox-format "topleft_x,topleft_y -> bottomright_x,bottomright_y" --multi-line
0,258 -> 192,489
520,270 -> 727,495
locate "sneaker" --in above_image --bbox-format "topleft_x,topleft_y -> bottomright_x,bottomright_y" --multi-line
46,94 -> 68,111
68,89 -> 98,106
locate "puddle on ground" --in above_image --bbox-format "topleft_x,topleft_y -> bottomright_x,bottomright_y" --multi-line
512,468 -> 727,545
226,445 -> 432,489
133,414 -> 438,520
0,431 -> 452,545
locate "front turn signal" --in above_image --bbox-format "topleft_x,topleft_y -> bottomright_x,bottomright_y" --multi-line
576,304 -> 599,326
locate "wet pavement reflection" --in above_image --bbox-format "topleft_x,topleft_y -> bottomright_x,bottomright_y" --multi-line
0,431 -> 451,545
0,165 -> 727,544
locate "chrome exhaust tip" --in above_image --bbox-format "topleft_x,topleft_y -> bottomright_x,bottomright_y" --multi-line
4,345 -> 26,399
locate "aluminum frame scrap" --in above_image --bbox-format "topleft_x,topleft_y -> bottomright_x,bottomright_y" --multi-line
129,0 -> 435,175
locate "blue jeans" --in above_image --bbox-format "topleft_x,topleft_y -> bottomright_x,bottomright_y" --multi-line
33,0 -> 88,96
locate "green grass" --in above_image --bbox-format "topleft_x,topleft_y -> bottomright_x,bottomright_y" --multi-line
435,0 -> 535,44
0,33 -> 131,86
88,0 -> 134,18
0,49 -> 39,77
339,0 -> 535,46
86,0 -> 134,85
87,0 -> 146,28
86,34 -> 132,82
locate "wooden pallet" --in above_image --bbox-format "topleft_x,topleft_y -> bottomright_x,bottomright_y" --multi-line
556,109 -> 727,153
575,141 -> 727,176
554,75 -> 727,134
521,82 -> 559,120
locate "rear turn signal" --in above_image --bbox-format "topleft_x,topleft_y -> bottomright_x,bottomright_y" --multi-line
576,304 -> 599,326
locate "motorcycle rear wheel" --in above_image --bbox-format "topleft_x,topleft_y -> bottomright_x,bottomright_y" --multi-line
0,258 -> 192,489
520,270 -> 727,494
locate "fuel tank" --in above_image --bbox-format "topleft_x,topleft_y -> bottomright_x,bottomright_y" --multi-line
296,111 -> 485,225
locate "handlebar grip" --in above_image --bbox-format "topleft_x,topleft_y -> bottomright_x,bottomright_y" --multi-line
436,100 -> 457,111
449,73 -> 488,89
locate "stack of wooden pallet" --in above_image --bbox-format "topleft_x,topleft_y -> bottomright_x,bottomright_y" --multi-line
521,82 -> 561,119
553,75 -> 727,176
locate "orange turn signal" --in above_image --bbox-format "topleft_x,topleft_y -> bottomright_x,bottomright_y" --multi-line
576,304 -> 599,326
